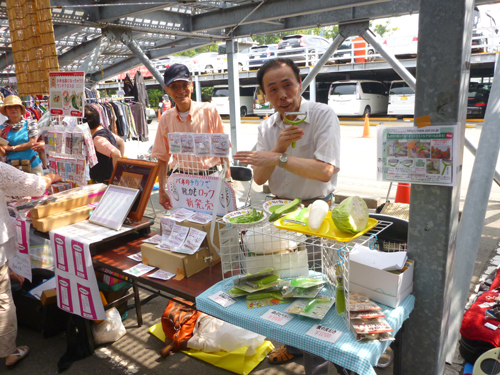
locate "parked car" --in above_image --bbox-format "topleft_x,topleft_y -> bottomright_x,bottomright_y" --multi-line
253,86 -> 274,118
248,44 -> 278,68
387,80 -> 415,116
191,52 -> 225,74
217,42 -> 252,72
328,80 -> 388,116
211,85 -> 255,117
277,34 -> 333,65
154,56 -> 193,72
146,107 -> 156,124
333,36 -> 376,64
382,35 -> 419,58
467,82 -> 491,117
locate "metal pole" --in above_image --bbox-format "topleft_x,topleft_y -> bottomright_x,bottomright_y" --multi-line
226,38 -> 240,152
79,37 -> 110,75
447,50 -> 500,366
121,32 -> 165,87
362,30 -> 416,91
402,1 -> 474,373
194,75 -> 201,102
301,33 -> 345,93
465,137 -> 500,186
309,68 -> 316,102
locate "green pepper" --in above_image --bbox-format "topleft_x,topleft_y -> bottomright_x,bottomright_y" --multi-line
284,113 -> 307,148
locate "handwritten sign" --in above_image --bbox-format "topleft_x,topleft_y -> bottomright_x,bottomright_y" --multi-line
306,324 -> 342,344
260,309 -> 294,326
167,174 -> 236,215
208,291 -> 237,307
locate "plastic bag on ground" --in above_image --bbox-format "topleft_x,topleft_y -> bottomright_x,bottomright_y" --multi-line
91,307 -> 126,345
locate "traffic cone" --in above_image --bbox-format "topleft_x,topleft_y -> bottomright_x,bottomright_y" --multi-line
158,109 -> 161,119
394,183 -> 411,204
360,114 -> 371,138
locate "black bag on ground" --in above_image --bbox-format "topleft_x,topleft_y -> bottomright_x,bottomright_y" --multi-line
12,268 -> 69,338
459,336 -> 496,364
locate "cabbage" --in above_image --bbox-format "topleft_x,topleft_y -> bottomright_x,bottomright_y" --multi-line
331,196 -> 369,234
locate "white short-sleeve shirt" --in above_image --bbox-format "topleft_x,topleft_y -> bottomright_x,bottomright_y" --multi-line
257,98 -> 341,201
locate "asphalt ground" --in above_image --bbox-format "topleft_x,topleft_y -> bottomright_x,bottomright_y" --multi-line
4,117 -> 498,375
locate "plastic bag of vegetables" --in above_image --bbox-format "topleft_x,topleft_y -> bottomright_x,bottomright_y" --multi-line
331,196 -> 369,234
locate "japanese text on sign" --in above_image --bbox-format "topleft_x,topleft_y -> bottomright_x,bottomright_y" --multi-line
49,72 -> 85,118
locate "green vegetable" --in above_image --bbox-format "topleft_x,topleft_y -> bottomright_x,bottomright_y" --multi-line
269,198 -> 302,222
284,113 -> 307,148
246,291 -> 283,300
229,209 -> 264,223
308,200 -> 329,232
331,196 -> 369,234
304,297 -> 332,313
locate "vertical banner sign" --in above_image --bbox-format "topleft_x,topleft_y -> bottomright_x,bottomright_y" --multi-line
9,219 -> 32,282
49,231 -> 105,320
49,72 -> 85,118
377,125 -> 457,186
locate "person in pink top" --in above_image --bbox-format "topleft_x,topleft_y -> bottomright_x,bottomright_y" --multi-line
152,64 -> 231,210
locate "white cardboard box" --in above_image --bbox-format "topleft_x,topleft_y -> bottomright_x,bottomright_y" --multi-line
349,282 -> 413,308
349,258 -> 414,298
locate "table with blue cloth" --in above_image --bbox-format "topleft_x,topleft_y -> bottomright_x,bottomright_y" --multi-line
196,280 -> 415,375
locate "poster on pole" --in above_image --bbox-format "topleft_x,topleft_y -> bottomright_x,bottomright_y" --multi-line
377,125 -> 458,186
49,72 -> 85,117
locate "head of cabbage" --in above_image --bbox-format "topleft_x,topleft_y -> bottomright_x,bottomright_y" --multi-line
331,196 -> 369,234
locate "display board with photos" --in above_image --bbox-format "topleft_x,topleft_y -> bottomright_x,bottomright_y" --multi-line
108,158 -> 160,221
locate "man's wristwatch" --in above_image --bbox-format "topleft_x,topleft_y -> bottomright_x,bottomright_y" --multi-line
279,153 -> 288,168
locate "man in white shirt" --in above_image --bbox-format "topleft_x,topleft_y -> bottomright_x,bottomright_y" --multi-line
234,58 -> 340,374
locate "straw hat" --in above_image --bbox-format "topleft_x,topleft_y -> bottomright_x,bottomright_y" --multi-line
0,95 -> 26,117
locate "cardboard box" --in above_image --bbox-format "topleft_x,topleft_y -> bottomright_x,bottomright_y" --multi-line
348,259 -> 414,308
40,288 -> 57,305
170,220 -> 221,258
31,184 -> 106,219
349,282 -> 413,308
32,205 -> 93,232
141,242 -> 220,278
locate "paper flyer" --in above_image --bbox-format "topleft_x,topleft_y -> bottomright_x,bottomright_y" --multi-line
124,263 -> 155,277
377,125 -> 458,186
9,218 -> 32,282
180,133 -> 195,154
168,133 -> 181,154
160,217 -> 176,239
211,133 -> 230,157
188,212 -> 212,225
147,269 -> 175,281
164,224 -> 190,249
49,230 -> 105,320
194,134 -> 211,156
165,208 -> 196,222
178,227 -> 206,255
49,72 -> 85,118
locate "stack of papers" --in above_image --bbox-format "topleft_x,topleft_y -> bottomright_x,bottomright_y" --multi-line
350,245 -> 407,271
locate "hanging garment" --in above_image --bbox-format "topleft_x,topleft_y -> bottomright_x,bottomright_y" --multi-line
133,71 -> 149,108
124,74 -> 134,98
131,102 -> 148,142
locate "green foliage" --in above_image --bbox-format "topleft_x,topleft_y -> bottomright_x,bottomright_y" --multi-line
371,20 -> 399,37
190,86 -> 214,102
147,88 -> 163,108
174,43 -> 218,57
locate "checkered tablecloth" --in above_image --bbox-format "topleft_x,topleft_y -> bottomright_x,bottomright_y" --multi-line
196,280 -> 415,375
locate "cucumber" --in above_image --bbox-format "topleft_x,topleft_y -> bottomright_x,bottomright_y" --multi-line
269,198 -> 302,222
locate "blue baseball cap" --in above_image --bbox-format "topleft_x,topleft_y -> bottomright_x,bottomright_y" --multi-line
163,63 -> 191,87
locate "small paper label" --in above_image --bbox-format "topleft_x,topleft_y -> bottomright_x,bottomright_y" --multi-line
260,309 -> 294,326
127,253 -> 143,262
208,291 -> 237,308
305,324 -> 342,343
485,322 -> 498,331
147,269 -> 175,281
123,263 -> 155,277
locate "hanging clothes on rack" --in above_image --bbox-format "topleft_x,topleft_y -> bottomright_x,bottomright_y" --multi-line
130,102 -> 148,142
133,71 -> 149,108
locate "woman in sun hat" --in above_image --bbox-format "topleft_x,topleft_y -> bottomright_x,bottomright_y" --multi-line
0,95 -> 42,175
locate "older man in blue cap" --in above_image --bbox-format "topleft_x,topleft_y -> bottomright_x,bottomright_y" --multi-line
151,63 -> 231,210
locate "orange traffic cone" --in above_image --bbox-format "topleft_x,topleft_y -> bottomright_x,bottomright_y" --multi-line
395,183 -> 411,204
360,114 -> 371,138
158,109 -> 161,119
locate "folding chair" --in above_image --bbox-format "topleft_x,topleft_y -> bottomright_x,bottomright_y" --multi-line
230,165 -> 253,208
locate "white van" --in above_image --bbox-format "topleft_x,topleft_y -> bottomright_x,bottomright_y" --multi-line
253,86 -> 274,118
387,81 -> 415,116
328,80 -> 389,116
211,86 -> 255,117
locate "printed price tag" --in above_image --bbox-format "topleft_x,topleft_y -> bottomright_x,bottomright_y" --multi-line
260,309 -> 294,326
306,324 -> 342,344
208,291 -> 237,307
485,322 -> 498,331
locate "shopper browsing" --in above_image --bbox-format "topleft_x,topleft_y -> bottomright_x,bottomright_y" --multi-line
152,63 -> 231,210
233,58 -> 340,372
0,95 -> 43,175
84,105 -> 125,183
0,162 -> 60,367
